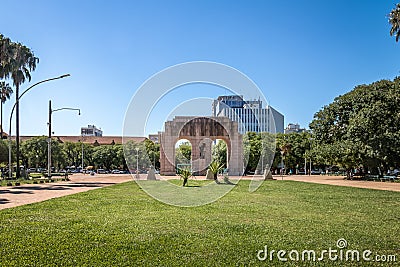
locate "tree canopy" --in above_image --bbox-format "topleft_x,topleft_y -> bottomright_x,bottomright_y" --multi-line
310,78 -> 400,172
389,3 -> 400,42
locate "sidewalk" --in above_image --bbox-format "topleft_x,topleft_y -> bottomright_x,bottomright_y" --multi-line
276,174 -> 400,192
0,174 -> 133,210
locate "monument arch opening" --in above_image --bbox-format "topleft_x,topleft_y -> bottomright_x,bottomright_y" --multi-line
159,116 -> 243,176
175,139 -> 192,173
212,139 -> 229,170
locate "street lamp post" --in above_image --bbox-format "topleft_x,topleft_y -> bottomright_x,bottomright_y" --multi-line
261,139 -> 264,175
8,74 -> 70,179
48,100 -> 80,178
135,147 -> 139,179
280,150 -> 284,180
81,138 -> 84,171
309,138 -> 313,176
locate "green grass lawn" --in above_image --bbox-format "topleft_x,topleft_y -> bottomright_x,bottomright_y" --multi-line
0,180 -> 399,266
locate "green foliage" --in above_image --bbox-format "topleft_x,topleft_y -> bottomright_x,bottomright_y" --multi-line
212,140 -> 227,168
0,181 -> 399,266
20,136 -> 65,169
63,142 -> 82,167
310,78 -> 400,171
178,167 -> 192,186
0,139 -> 8,163
175,140 -> 191,165
243,132 -> 261,172
0,81 -> 13,139
15,138 -> 154,172
243,132 -> 276,173
389,3 -> 400,42
274,132 -> 312,170
0,81 -> 12,104
0,33 -> 39,85
92,145 -> 120,170
123,141 -> 151,171
208,161 -> 224,180
144,139 -> 160,169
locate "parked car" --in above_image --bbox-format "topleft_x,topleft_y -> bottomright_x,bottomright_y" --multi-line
297,169 -> 306,175
311,169 -> 322,175
97,169 -> 108,174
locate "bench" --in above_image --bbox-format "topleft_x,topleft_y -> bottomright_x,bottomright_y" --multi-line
383,175 -> 399,182
365,175 -> 380,181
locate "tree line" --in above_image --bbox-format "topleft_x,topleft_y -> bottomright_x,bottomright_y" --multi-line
0,137 -> 160,172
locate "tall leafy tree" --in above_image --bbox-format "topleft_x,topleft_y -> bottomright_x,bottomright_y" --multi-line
274,132 -> 313,172
63,142 -> 82,167
0,34 -> 39,178
0,34 -> 13,76
310,78 -> 400,173
0,139 -> 9,163
243,132 -> 260,173
92,145 -> 118,170
212,140 -> 227,168
389,3 -> 400,42
21,136 -> 65,170
123,141 -> 150,171
0,81 -> 13,139
144,139 -> 160,169
175,141 -> 192,166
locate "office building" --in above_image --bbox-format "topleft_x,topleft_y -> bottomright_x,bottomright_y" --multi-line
212,95 -> 284,134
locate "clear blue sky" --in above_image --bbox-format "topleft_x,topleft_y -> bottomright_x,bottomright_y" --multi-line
1,0 -> 400,136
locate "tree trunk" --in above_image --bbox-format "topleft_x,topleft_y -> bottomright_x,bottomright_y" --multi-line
0,101 -> 3,139
16,83 -> 20,179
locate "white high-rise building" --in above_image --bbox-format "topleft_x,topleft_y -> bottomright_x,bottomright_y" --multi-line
212,95 -> 284,134
81,125 -> 103,137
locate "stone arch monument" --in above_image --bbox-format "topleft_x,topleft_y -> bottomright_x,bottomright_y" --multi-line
159,116 -> 243,176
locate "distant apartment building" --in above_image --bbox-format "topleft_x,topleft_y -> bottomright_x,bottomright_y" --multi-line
212,95 -> 284,134
284,123 -> 306,134
81,125 -> 103,137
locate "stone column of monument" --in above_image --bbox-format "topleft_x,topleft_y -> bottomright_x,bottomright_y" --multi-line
226,122 -> 243,176
159,132 -> 176,175
190,137 -> 202,175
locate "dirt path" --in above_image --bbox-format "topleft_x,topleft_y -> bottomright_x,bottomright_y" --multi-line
0,174 -> 133,210
275,174 -> 400,192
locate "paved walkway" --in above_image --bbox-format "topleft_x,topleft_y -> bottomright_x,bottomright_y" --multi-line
275,174 -> 400,192
0,174 -> 133,210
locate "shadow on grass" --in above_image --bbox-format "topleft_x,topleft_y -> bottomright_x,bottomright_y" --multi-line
0,182 -> 116,197
52,182 -> 116,188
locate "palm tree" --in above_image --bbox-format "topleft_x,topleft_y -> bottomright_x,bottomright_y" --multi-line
0,81 -> 13,139
179,167 -> 192,187
389,3 -> 400,42
208,161 -> 224,181
0,36 -> 39,178
0,34 -> 13,77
